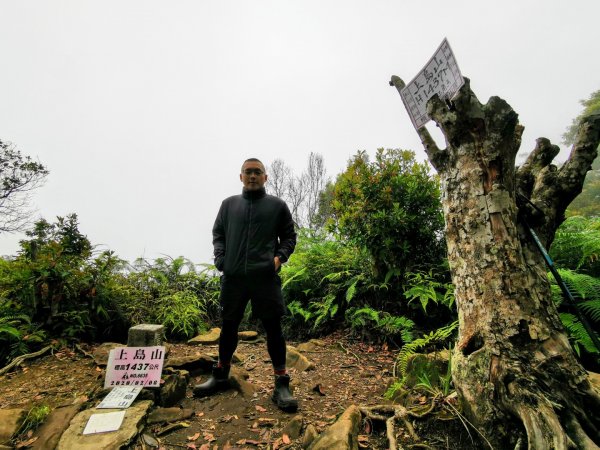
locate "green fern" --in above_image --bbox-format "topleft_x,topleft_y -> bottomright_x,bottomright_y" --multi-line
549,269 -> 600,356
560,313 -> 599,356
0,313 -> 31,339
347,306 -> 415,343
286,300 -> 314,322
395,320 -> 458,378
551,216 -> 600,276
403,270 -> 455,313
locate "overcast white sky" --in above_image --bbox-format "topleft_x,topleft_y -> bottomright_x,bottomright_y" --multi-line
1,1 -> 598,264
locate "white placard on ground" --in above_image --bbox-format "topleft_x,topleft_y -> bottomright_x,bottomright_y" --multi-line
400,38 -> 464,129
97,386 -> 142,409
83,410 -> 126,435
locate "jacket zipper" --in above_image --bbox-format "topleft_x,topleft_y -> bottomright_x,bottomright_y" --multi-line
244,197 -> 253,274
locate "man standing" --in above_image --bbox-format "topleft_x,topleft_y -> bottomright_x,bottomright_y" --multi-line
193,158 -> 298,412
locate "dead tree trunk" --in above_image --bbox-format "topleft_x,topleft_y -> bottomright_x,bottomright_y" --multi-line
391,76 -> 600,449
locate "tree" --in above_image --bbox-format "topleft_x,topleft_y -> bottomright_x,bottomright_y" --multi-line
0,140 -> 49,233
563,90 -> 600,218
266,153 -> 329,229
329,148 -> 445,278
391,75 -> 600,448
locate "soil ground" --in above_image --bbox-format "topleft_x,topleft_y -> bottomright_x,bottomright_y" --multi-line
0,332 -> 480,449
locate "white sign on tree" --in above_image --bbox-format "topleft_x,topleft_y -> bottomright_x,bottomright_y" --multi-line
400,38 -> 464,129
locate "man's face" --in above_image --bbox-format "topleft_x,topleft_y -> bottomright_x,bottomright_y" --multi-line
240,161 -> 267,191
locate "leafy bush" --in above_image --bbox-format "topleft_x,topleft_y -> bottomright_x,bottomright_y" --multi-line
328,148 -> 445,279
0,215 -> 128,343
114,257 -> 221,339
281,232 -> 371,337
155,290 -> 210,339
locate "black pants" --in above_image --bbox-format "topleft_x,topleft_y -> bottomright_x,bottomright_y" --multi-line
219,317 -> 287,371
219,273 -> 285,320
218,273 -> 287,370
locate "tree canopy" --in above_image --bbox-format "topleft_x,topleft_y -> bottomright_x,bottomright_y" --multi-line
0,140 -> 48,233
328,148 -> 445,278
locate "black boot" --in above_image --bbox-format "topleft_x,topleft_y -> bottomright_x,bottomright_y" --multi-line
271,374 -> 298,412
193,365 -> 231,397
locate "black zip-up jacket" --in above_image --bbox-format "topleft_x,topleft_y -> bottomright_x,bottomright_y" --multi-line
212,187 -> 296,276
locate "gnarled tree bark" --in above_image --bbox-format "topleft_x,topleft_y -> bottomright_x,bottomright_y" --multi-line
390,76 -> 600,449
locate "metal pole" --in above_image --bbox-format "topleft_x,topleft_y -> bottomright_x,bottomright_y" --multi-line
524,221 -> 600,353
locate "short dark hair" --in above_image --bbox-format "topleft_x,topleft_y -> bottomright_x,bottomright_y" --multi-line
241,158 -> 265,172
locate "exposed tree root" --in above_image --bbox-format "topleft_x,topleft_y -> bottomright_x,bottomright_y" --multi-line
0,345 -> 54,376
500,377 -> 600,450
359,403 -> 429,450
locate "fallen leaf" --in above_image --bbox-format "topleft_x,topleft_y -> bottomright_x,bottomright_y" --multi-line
282,434 -> 291,444
199,445 -> 210,450
203,433 -> 216,442
255,405 -> 267,412
188,432 -> 201,441
186,444 -> 197,450
196,412 -> 205,417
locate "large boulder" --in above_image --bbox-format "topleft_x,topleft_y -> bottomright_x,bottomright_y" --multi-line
187,328 -> 221,345
30,399 -> 86,450
56,400 -> 153,450
0,408 -> 26,445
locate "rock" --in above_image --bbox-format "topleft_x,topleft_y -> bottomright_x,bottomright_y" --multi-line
142,433 -> 159,448
187,328 -> 221,345
229,366 -> 256,397
158,369 -> 190,407
92,343 -> 123,366
302,424 -> 319,449
147,407 -> 194,424
0,408 -> 26,445
308,405 -> 360,450
286,346 -> 315,371
589,371 -> 600,393
164,354 -> 216,373
56,400 -> 153,450
127,324 -> 165,347
238,330 -> 258,341
30,399 -> 86,450
282,414 -> 304,440
296,339 -> 327,353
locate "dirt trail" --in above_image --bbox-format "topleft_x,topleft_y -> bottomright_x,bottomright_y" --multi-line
0,333 -> 398,448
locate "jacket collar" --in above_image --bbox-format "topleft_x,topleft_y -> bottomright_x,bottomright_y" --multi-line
242,187 -> 267,200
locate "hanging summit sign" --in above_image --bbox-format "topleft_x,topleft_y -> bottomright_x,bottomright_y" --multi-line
400,38 -> 464,129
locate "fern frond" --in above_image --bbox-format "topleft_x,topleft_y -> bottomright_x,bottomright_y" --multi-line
395,320 -> 458,378
560,312 -> 600,355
